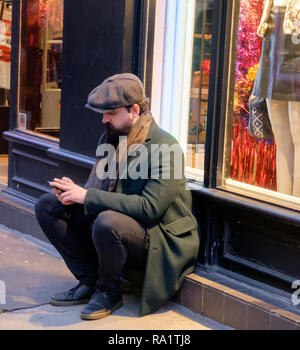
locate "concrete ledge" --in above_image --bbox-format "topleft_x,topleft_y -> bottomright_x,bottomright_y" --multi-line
173,270 -> 300,330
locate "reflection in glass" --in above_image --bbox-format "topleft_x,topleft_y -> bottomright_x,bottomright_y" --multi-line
19,0 -> 64,138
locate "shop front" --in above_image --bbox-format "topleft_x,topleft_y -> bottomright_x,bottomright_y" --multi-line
2,0 -> 300,325
203,0 -> 300,295
152,0 -> 300,298
1,0 -> 155,230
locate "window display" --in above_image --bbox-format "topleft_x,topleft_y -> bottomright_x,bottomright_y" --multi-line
223,0 -> 300,204
18,0 -> 63,138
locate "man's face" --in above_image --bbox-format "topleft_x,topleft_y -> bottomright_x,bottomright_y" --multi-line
102,106 -> 138,137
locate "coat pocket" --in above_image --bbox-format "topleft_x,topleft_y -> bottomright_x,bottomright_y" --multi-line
161,216 -> 197,236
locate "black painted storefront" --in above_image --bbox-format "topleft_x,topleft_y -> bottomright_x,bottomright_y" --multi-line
2,0 -> 300,302
194,0 -> 300,296
3,0 -> 156,201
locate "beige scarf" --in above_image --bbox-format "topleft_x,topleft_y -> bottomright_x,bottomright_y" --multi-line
84,112 -> 153,192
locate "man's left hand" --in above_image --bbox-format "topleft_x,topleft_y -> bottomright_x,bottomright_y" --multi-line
49,177 -> 88,205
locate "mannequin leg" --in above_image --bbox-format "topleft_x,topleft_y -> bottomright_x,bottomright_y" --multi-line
266,99 -> 294,196
288,101 -> 300,198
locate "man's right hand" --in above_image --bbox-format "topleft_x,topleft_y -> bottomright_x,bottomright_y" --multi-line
52,177 -> 76,206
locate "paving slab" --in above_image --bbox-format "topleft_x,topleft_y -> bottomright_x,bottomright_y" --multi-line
0,226 -> 75,310
0,225 -> 230,330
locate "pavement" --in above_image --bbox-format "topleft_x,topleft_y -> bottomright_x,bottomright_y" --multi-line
0,225 -> 231,330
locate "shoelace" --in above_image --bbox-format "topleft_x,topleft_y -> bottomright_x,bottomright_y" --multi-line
93,289 -> 107,301
92,290 -> 116,307
66,282 -> 90,297
66,284 -> 81,297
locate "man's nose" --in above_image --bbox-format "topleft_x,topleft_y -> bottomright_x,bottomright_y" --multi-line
102,114 -> 110,124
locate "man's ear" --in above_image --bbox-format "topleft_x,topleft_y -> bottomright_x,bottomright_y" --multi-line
131,104 -> 140,117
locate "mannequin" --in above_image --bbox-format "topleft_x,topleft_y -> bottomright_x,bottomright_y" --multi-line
253,0 -> 300,197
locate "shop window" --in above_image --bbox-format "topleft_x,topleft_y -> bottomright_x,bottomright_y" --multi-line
222,0 -> 300,208
158,0 -> 214,185
18,0 -> 64,139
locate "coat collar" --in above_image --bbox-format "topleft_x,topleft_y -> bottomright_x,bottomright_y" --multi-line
144,114 -> 159,143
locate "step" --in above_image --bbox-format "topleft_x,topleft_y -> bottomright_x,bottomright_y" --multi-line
173,267 -> 300,330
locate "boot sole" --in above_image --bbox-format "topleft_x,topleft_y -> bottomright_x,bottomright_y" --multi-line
50,298 -> 91,306
80,301 -> 123,320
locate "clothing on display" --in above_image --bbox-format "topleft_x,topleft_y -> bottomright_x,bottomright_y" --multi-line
252,6 -> 300,101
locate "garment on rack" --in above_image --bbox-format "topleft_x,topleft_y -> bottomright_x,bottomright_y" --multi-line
253,6 -> 300,101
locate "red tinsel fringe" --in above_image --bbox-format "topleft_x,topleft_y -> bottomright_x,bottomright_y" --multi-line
230,120 -> 276,191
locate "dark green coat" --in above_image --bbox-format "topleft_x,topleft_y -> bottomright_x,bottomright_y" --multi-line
83,119 -> 200,316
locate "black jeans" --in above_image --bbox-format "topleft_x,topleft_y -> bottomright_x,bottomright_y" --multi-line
34,193 -> 148,293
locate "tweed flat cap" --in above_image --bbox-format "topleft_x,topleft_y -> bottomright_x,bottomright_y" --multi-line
85,73 -> 146,113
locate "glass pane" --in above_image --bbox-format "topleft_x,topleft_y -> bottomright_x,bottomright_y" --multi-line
0,0 -> 12,181
0,0 -> 11,94
224,0 -> 300,200
186,0 -> 213,174
19,0 -> 64,138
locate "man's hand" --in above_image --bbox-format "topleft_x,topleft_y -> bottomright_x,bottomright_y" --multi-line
49,177 -> 87,205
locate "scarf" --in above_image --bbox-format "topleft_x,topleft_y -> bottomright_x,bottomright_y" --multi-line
84,111 -> 153,192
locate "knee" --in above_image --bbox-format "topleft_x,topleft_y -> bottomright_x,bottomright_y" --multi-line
34,192 -> 59,217
92,210 -> 120,242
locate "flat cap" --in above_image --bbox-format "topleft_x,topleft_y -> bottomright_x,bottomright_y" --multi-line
85,73 -> 146,114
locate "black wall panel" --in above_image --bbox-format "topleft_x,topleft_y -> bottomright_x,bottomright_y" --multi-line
60,0 -> 136,157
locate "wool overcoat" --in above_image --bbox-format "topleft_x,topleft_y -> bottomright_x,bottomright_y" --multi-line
83,118 -> 200,316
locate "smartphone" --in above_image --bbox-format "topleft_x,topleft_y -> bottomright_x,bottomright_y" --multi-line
47,180 -> 65,193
